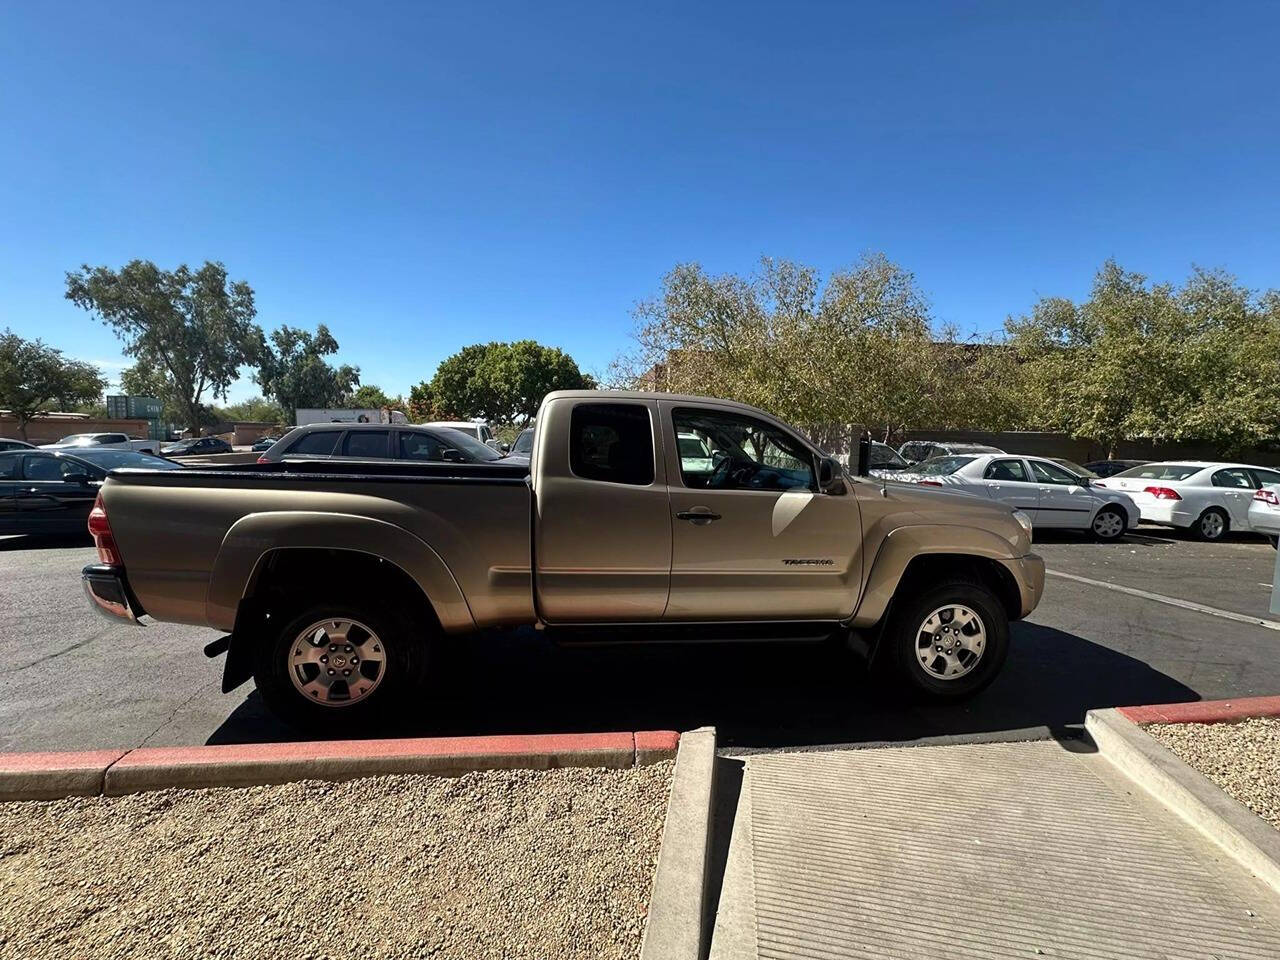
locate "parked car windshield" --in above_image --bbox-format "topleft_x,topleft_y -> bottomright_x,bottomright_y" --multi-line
433,427 -> 504,461
1053,459 -> 1097,479
870,443 -> 908,468
72,450 -> 183,471
54,434 -> 98,445
913,455 -> 975,476
1113,463 -> 1202,481
511,428 -> 535,455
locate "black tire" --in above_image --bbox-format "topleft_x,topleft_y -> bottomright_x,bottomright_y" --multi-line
1090,505 -> 1127,542
1268,535 -> 1278,550
252,598 -> 429,732
883,577 -> 1010,701
1192,507 -> 1229,542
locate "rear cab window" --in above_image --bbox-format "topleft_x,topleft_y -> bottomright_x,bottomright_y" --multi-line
569,403 -> 654,485
914,455 -> 974,476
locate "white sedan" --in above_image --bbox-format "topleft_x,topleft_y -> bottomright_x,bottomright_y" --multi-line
1248,485 -> 1280,547
1097,461 -> 1280,541
904,453 -> 1139,541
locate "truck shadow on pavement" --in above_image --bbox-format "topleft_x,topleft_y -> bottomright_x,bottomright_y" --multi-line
207,622 -> 1197,751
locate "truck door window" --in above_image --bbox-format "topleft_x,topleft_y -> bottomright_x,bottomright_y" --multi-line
673,408 -> 815,492
341,430 -> 391,459
569,403 -> 654,485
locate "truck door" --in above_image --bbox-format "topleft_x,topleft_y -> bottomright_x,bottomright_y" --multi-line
660,401 -> 862,621
533,399 -> 672,621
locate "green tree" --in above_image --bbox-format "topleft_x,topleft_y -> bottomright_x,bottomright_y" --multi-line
616,254 -> 1011,450
0,330 -> 107,439
254,324 -> 360,423
349,383 -> 402,410
65,260 -> 263,435
215,396 -> 289,424
411,341 -> 592,427
1007,261 -> 1280,455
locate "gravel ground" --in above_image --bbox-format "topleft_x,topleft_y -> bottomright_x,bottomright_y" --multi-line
0,762 -> 672,960
1146,717 -> 1280,829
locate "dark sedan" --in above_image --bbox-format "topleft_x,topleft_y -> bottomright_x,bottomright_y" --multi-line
0,449 -> 182,535
0,438 -> 36,452
162,436 -> 234,456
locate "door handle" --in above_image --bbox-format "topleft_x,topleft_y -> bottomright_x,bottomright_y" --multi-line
676,510 -> 722,524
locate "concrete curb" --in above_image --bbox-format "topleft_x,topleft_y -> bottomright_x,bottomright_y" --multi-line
1086,707 -> 1280,893
1118,694 -> 1280,725
641,726 -> 717,960
0,730 -> 680,801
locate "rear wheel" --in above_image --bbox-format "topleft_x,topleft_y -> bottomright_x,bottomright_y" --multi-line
252,598 -> 428,731
1192,508 -> 1229,542
1091,506 -> 1126,542
884,578 -> 1009,700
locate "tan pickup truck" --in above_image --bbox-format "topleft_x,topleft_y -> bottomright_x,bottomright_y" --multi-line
83,391 -> 1045,729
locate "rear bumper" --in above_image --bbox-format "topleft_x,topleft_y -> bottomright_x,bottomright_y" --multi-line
82,563 -> 146,624
1136,500 -> 1195,527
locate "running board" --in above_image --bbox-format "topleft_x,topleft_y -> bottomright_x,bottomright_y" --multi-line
542,620 -> 842,646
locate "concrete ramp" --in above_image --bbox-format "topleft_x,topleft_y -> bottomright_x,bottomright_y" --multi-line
711,741 -> 1280,959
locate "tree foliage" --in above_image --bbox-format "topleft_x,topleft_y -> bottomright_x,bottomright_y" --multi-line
410,341 -> 593,426
349,383 -> 402,411
254,324 -> 359,423
65,260 -> 262,435
214,396 -> 289,425
0,330 -> 107,439
1007,261 -> 1280,455
616,254 -> 1018,449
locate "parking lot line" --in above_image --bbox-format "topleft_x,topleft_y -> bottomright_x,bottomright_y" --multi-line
1047,569 -> 1280,632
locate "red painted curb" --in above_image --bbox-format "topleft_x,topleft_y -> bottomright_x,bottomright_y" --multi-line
1119,695 -> 1280,725
0,730 -> 683,801
0,749 -> 127,801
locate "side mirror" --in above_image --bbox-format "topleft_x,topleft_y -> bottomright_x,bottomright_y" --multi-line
499,443 -> 510,454
818,456 -> 845,494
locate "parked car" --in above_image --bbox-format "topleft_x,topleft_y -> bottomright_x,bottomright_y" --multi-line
251,435 -> 282,452
161,436 -> 234,456
40,432 -> 158,455
83,390 -> 1044,730
908,453 -> 1138,541
1098,461 -> 1280,541
0,448 -> 181,535
898,440 -> 1004,465
1082,459 -> 1149,478
258,422 -> 530,468
867,441 -> 914,477
421,420 -> 506,452
510,427 -> 535,457
0,438 -> 35,452
1248,485 -> 1280,547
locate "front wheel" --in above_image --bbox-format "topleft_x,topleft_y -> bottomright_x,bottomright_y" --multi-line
884,578 -> 1010,700
252,599 -> 428,731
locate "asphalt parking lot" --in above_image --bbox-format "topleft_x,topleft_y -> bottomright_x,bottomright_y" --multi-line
3,528 -> 1279,754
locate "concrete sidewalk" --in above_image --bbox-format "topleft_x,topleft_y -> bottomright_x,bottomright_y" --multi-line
710,740 -> 1280,959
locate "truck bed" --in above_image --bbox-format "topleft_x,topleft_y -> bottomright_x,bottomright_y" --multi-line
101,460 -> 534,632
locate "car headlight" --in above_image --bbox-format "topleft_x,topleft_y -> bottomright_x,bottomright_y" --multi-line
1012,509 -> 1033,544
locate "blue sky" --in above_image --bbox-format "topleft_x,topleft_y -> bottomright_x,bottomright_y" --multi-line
2,1 -> 1278,402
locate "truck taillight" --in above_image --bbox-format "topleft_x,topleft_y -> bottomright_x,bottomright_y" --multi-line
1255,489 -> 1280,505
87,493 -> 121,565
1143,486 -> 1182,501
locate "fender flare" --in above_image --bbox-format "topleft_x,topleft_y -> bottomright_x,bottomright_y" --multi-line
205,511 -> 474,633
850,524 -> 1022,628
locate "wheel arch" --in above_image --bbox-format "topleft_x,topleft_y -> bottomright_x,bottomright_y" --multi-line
206,511 -> 474,634
851,524 -> 1029,629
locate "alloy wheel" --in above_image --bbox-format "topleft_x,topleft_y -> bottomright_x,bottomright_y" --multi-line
915,604 -> 986,681
1093,509 -> 1124,540
1200,511 -> 1225,540
288,618 -> 387,707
